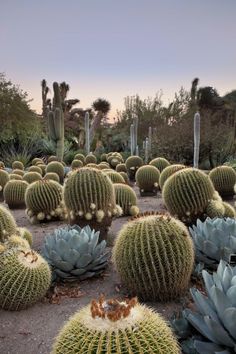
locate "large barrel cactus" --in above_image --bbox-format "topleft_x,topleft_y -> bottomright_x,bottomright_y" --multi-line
12,160 -> 24,170
51,297 -> 180,354
125,155 -> 143,180
63,168 -> 118,240
159,164 -> 186,190
113,213 -> 194,301
114,183 -> 139,216
163,168 -> 215,223
0,248 -> 51,310
135,165 -> 160,196
0,169 -> 9,201
0,205 -> 17,242
41,225 -> 109,281
46,161 -> 64,183
149,157 -> 170,172
25,180 -> 64,223
209,165 -> 236,197
3,180 -> 29,209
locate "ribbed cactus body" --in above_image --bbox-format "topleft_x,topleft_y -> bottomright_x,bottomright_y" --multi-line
37,164 -> 46,175
136,165 -> 160,195
223,202 -> 236,217
205,200 -> 225,218
149,157 -> 170,172
71,159 -> 83,170
44,172 -> 60,183
4,180 -> 28,209
114,183 -> 139,216
52,300 -> 180,354
25,180 -> 64,223
119,171 -> 129,184
12,169 -> 25,177
74,153 -> 85,164
100,153 -> 107,161
28,165 -> 43,175
116,163 -> 127,172
125,155 -> 143,180
209,165 -> 236,197
23,172 -> 42,184
63,168 -> 117,239
46,161 -> 64,183
12,161 -> 24,170
98,162 -> 109,170
32,158 -> 44,165
86,163 -> 99,169
159,164 -> 186,190
0,248 -> 51,310
48,155 -> 58,163
0,205 -> 17,242
17,227 -> 33,246
85,154 -> 97,164
163,168 -> 215,223
0,170 -> 9,201
113,214 -> 194,301
9,174 -> 23,181
104,170 -> 126,184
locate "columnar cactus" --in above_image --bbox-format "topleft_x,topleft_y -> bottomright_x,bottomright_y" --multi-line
23,172 -> 42,184
163,168 -> 215,223
116,163 -> 127,173
71,159 -> 83,170
159,164 -> 186,190
25,180 -> 64,223
135,165 -> 160,196
209,165 -> 236,197
149,157 -> 170,172
0,248 -> 51,310
85,154 -> 97,164
3,180 -> 29,209
28,165 -> 43,175
46,161 -> 64,183
63,168 -> 118,240
0,169 -> 9,201
114,183 -> 139,216
113,213 -> 194,301
44,172 -> 60,183
51,297 -> 180,354
12,161 -> 24,170
125,155 -> 143,180
104,170 -> 126,184
0,205 -> 17,242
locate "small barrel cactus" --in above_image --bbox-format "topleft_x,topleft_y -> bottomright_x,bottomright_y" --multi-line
9,173 -> 23,181
44,172 -> 60,183
46,161 -> 64,183
71,159 -> 83,170
119,171 -> 129,184
74,153 -> 85,164
149,157 -> 170,172
0,205 -> 17,242
85,154 -> 97,164
3,180 -> 29,209
116,163 -> 127,173
98,162 -> 109,170
113,213 -> 194,301
23,171 -> 42,184
51,297 -> 180,354
135,165 -> 160,196
125,155 -> 143,180
205,199 -> 225,218
107,153 -> 123,168
0,161 -> 5,169
209,165 -> 236,197
31,158 -> 44,165
223,202 -> 236,217
86,163 -> 99,169
37,164 -> 46,175
12,169 -> 25,177
12,160 -> 24,170
114,183 -> 139,216
63,168 -> 118,240
48,155 -> 58,163
17,227 -> 33,246
100,153 -> 107,161
104,170 -> 126,184
4,234 -> 30,249
159,164 -> 186,190
28,165 -> 43,175
163,168 -> 215,223
41,225 -> 109,281
0,169 -> 9,201
25,180 -> 65,223
0,248 -> 51,310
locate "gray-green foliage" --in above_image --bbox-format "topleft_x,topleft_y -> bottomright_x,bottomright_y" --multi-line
189,217 -> 236,269
41,225 -> 109,282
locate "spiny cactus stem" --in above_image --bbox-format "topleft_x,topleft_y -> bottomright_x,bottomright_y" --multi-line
90,296 -> 137,322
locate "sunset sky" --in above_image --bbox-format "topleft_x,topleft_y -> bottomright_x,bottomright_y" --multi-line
1,0 -> 236,119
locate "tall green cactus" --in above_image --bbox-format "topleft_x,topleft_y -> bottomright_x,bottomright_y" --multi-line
48,82 -> 64,161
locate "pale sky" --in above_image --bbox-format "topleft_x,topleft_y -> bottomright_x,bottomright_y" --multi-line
1,0 -> 236,118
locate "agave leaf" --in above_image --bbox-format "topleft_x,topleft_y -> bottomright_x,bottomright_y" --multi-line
70,268 -> 86,275
203,241 -> 221,261
183,309 -> 216,343
194,340 -> 229,354
204,316 -> 235,347
202,270 -> 214,297
88,233 -> 99,254
210,287 -> 232,320
222,265 -> 233,292
221,307 -> 236,340
217,260 -> 227,279
57,239 -> 71,258
213,274 -> 223,292
190,288 -> 219,322
77,241 -> 89,254
53,260 -> 74,272
49,250 -> 62,263
231,276 -> 236,286
65,249 -> 80,266
76,254 -> 93,268
54,269 -> 71,278
79,271 -> 96,280
93,241 -> 106,258
69,234 -> 81,249
90,263 -> 107,271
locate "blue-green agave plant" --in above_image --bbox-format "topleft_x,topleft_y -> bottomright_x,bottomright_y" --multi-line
189,217 -> 236,269
41,225 -> 109,282
184,260 -> 236,353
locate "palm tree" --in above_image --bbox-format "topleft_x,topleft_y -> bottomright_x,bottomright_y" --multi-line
89,98 -> 111,142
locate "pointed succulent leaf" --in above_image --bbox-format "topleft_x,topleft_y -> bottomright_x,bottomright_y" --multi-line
190,288 -> 219,322
54,269 -> 71,278
210,286 -> 232,320
53,260 -> 74,272
76,254 -> 93,268
65,249 -> 80,266
183,309 -> 216,343
202,270 -> 214,297
88,233 -> 99,254
49,250 -> 62,263
194,340 -> 229,354
70,268 -> 86,275
221,307 -> 236,340
204,316 -> 235,347
222,265 -> 234,292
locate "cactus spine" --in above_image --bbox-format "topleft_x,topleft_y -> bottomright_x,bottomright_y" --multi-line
193,112 -> 200,168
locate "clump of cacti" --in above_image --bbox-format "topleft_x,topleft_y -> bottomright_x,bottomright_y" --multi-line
25,180 -> 65,224
135,165 -> 160,196
0,248 -> 51,310
125,155 -> 143,180
3,180 -> 29,209
104,170 -> 126,184
116,163 -> 127,173
209,165 -> 236,197
107,152 -> 123,168
41,225 -> 109,281
46,161 -> 64,183
28,165 -> 43,175
64,168 -> 119,240
71,159 -> 83,170
12,169 -> 25,177
23,171 -> 42,184
149,157 -> 170,172
12,161 -> 24,170
163,168 -> 215,224
74,153 -> 85,164
85,154 -> 97,164
114,183 -> 139,216
113,213 -> 194,301
44,172 -> 60,183
51,297 -> 180,354
0,205 -> 17,242
159,164 -> 186,190
0,169 -> 9,201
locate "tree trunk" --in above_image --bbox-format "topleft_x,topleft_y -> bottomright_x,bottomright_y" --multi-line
89,111 -> 104,143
